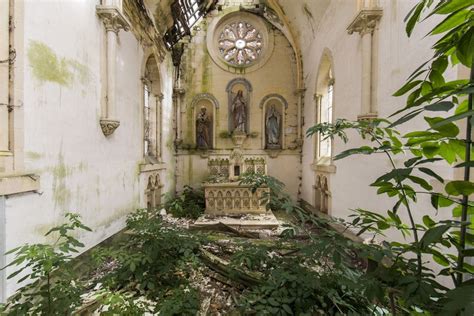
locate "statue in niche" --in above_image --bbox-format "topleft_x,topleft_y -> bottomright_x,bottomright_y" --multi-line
231,90 -> 247,133
196,106 -> 211,149
266,104 -> 281,148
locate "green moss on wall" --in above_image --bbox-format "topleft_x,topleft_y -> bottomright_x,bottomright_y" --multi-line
25,151 -> 42,160
27,40 -> 90,87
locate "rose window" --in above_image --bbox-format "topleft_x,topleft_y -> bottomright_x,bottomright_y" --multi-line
218,21 -> 263,66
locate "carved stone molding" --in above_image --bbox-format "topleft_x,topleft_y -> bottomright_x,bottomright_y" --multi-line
259,93 -> 288,109
100,119 -> 120,136
347,9 -> 383,35
96,5 -> 131,33
357,112 -> 378,121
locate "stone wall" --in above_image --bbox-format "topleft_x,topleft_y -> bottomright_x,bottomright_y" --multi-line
176,6 -> 300,198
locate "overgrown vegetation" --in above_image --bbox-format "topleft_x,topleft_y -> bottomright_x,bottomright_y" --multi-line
164,185 -> 205,219
1,0 -> 472,314
308,0 -> 474,314
0,213 -> 91,315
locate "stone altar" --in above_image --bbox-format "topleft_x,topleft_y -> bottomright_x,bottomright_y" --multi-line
203,155 -> 269,215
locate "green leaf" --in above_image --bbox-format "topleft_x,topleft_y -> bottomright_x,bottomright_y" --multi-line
425,116 -> 460,137
424,101 -> 454,112
423,215 -> 436,228
334,146 -> 374,160
435,0 -> 474,15
408,175 -> 433,190
393,80 -> 423,96
390,109 -> 423,127
430,110 -> 474,129
456,28 -> 474,67
445,181 -> 474,196
454,161 -> 474,168
431,9 -> 472,35
420,225 -> 451,249
432,253 -> 450,267
406,3 -> 425,36
419,167 -> 444,183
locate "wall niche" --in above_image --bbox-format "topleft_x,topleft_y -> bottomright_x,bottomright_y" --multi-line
226,78 -> 252,134
260,94 -> 287,150
191,93 -> 218,150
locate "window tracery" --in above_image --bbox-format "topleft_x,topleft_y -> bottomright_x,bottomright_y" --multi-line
218,21 -> 263,66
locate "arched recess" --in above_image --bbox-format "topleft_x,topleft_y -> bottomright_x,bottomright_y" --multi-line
312,48 -> 335,214
314,49 -> 335,165
226,78 -> 252,133
142,53 -> 163,162
146,173 -> 163,209
191,93 -> 219,149
259,94 -> 288,149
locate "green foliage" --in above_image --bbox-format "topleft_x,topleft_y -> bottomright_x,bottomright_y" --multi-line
91,208 -> 202,314
97,290 -> 153,315
164,185 -> 205,219
240,263 -> 374,316
307,0 -> 474,313
154,286 -> 200,315
0,213 -> 91,315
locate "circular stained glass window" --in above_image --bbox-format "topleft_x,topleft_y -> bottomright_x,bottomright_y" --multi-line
218,21 -> 263,66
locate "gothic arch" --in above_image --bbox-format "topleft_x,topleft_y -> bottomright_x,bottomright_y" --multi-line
259,94 -> 288,109
226,77 -> 253,93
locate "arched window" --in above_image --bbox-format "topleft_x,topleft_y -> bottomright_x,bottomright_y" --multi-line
314,52 -> 334,164
142,55 -> 163,162
318,77 -> 334,160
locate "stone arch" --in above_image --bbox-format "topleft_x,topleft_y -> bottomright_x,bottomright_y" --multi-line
191,93 -> 219,149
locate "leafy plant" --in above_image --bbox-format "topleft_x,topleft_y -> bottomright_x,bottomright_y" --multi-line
164,185 -> 205,219
154,286 -> 200,315
307,0 -> 474,313
91,208 -> 203,310
97,290 -> 153,315
0,213 -> 91,315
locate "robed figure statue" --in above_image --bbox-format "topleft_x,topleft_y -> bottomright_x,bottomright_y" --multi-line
232,90 -> 247,132
196,107 -> 211,149
265,105 -> 281,148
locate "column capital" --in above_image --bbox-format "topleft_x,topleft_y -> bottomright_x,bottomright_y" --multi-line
96,5 -> 131,34
347,9 -> 382,35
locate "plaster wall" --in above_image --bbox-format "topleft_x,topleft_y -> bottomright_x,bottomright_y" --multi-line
2,0 -> 174,297
301,0 -> 458,242
176,9 -> 300,198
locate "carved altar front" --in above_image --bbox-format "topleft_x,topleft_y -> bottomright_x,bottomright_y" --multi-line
203,156 -> 269,215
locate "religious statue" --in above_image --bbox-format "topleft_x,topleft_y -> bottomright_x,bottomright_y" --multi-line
196,106 -> 211,149
265,105 -> 281,148
232,90 -> 247,133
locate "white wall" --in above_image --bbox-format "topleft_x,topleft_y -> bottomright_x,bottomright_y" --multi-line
3,0 -> 175,297
301,0 -> 457,242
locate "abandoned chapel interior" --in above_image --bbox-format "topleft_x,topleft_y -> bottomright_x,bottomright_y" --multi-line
0,0 -> 473,314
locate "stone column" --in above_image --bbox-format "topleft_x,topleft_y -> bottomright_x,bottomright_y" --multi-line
295,88 -> 306,147
313,93 -> 322,160
347,9 -> 382,121
156,93 -> 164,160
96,4 -> 130,136
173,88 -> 185,143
